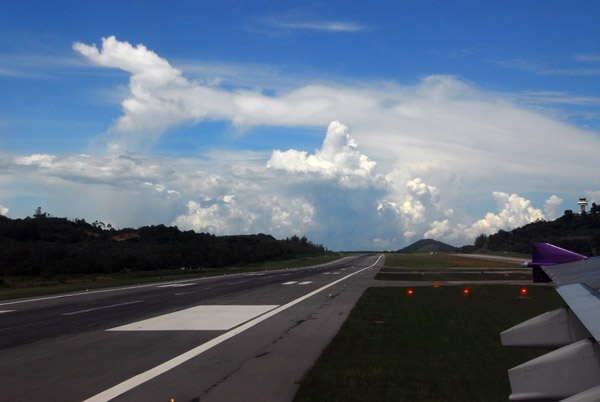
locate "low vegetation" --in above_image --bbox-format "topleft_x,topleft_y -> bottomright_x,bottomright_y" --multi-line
459,207 -> 600,255
294,286 -> 564,402
375,272 -> 532,281
377,253 -> 530,281
383,253 -> 521,269
294,253 -> 546,400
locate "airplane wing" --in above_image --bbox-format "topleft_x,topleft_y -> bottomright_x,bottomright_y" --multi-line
501,243 -> 600,401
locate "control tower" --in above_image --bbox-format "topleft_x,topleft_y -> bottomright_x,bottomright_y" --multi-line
578,197 -> 588,213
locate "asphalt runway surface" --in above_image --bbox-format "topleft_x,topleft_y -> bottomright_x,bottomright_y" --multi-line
0,254 -> 384,402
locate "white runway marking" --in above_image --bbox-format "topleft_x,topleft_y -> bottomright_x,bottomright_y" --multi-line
63,301 -> 143,316
322,272 -> 331,275
108,305 -> 279,331
158,283 -> 195,288
174,291 -> 195,296
298,281 -> 312,285
84,255 -> 384,402
0,310 -> 15,314
282,281 -> 298,285
332,272 -> 341,275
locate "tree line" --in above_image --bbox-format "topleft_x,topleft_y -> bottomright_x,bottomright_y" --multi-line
459,205 -> 600,255
0,211 -> 327,276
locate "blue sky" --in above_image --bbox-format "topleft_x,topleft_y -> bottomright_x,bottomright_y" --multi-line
1,1 -> 599,250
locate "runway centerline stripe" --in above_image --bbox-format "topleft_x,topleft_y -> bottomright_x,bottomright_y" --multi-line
62,301 -> 144,316
157,283 -> 196,288
82,255 -> 384,402
174,291 -> 195,296
227,280 -> 250,286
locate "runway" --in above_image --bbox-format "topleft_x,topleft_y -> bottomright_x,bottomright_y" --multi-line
0,254 -> 383,402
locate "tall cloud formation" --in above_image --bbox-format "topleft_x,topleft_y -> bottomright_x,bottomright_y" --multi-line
0,134 -> 595,250
267,121 -> 380,189
4,35 -> 594,249
463,192 -> 545,238
424,192 -> 556,242
72,38 -> 599,191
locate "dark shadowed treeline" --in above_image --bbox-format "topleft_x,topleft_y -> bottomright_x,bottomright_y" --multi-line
0,212 -> 327,276
459,204 -> 600,255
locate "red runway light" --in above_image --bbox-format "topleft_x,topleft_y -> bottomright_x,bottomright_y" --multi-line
463,289 -> 469,294
408,289 -> 413,295
521,288 -> 527,295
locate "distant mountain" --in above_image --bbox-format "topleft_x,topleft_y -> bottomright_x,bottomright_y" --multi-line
397,239 -> 457,253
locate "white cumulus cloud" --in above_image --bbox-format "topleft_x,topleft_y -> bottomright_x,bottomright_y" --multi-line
463,192 -> 545,238
1,153 -> 185,227
544,195 -> 563,219
2,36 -> 596,250
377,177 -> 443,242
173,200 -> 245,235
173,195 -> 315,237
406,177 -> 438,197
73,37 -> 600,205
424,219 -> 451,239
267,121 -> 379,188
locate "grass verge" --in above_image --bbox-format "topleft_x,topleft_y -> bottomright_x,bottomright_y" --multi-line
384,253 -> 521,269
375,272 -> 532,281
294,285 -> 564,402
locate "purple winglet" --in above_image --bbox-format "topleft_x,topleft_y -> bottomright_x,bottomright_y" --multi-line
528,243 -> 587,266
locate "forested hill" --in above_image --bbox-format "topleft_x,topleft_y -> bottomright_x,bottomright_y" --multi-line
397,239 -> 456,253
0,214 -> 326,276
462,207 -> 600,255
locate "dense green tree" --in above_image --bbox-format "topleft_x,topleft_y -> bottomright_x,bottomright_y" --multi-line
483,209 -> 600,255
0,213 -> 327,276
474,233 -> 488,249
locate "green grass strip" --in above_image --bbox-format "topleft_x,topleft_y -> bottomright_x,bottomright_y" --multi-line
384,253 -> 521,269
375,272 -> 532,281
294,285 -> 564,402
